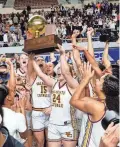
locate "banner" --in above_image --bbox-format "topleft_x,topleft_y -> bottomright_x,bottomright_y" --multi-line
0,42 -> 119,63
41,47 -> 119,64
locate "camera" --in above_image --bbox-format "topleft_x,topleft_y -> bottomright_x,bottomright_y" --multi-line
97,29 -> 119,42
101,110 -> 119,130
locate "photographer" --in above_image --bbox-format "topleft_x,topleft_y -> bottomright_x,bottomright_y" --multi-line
0,57 -> 28,145
0,88 -> 24,147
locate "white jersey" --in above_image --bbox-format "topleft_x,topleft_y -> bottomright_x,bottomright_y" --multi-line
50,82 -> 76,125
78,81 -> 105,147
32,76 -> 51,108
78,113 -> 105,147
3,107 -> 26,143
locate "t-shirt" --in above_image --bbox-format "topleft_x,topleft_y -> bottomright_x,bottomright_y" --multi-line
2,107 -> 27,142
96,3 -> 101,9
110,22 -> 116,29
3,34 -> 8,43
98,19 -> 103,25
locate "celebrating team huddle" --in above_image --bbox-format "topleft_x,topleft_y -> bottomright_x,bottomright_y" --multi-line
0,28 -> 119,147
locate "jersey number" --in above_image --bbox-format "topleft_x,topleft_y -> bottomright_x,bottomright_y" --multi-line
53,94 -> 61,103
41,85 -> 47,94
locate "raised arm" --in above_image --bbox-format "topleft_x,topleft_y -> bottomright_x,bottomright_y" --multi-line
28,54 -> 35,78
33,60 -> 55,87
102,41 -> 111,69
6,58 -> 16,106
87,27 -> 95,58
70,63 -> 103,115
73,45 -> 103,77
87,28 -> 96,89
71,30 -> 82,74
57,44 -> 79,89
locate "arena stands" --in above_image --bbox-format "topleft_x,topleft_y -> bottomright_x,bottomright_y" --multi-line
0,0 -> 7,7
0,1 -> 119,48
14,0 -> 58,9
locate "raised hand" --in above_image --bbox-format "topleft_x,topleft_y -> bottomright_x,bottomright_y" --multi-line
83,62 -> 94,80
0,54 -> 6,62
56,44 -> 65,55
99,122 -> 119,147
19,96 -> 27,110
43,107 -> 52,115
29,53 -> 35,60
87,27 -> 94,36
6,58 -> 12,65
72,30 -> 80,39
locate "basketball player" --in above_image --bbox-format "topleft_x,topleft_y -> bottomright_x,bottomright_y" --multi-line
16,53 -> 28,85
46,62 -> 56,77
32,44 -> 79,147
70,62 -> 119,147
15,53 -> 33,147
28,55 -> 52,147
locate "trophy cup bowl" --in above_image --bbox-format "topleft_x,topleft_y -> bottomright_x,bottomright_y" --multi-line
28,15 -> 47,38
23,15 -> 62,54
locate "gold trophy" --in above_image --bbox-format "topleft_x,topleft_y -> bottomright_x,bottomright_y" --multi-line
23,15 -> 62,54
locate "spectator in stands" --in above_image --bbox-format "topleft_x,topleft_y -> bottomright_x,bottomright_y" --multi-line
109,19 -> 116,30
56,24 -> 62,38
61,24 -> 67,38
96,2 -> 101,12
3,31 -> 8,47
0,1 -> 119,43
13,15 -> 19,25
98,17 -> 103,28
81,22 -> 87,37
11,31 -> 17,42
10,24 -> 15,32
0,31 -> 3,41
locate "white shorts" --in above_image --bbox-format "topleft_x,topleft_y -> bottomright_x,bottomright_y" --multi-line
26,111 -> 32,130
31,110 -> 49,132
48,123 -> 78,142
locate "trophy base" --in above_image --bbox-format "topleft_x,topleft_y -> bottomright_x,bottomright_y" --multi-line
23,34 -> 62,54
25,47 -> 56,54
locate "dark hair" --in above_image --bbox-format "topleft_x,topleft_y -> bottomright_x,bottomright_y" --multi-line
112,65 -> 119,79
0,85 -> 9,106
0,106 -> 3,126
105,95 -> 119,114
103,75 -> 119,113
98,62 -> 106,71
83,55 -> 88,63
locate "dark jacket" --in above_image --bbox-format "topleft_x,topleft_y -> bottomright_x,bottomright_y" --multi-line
0,127 -> 24,147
